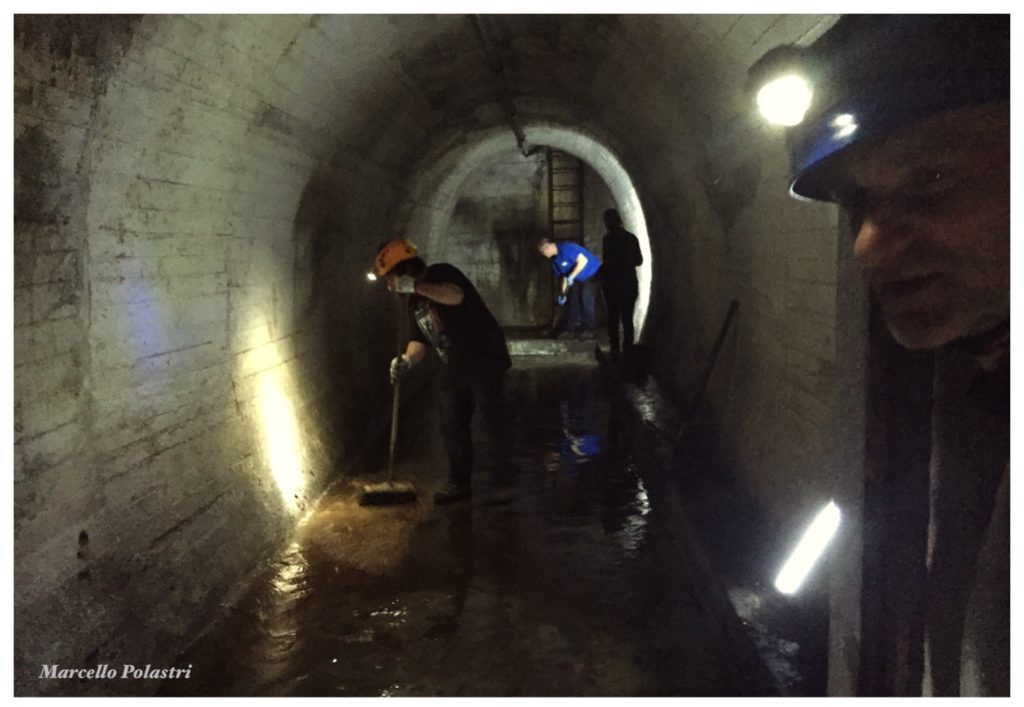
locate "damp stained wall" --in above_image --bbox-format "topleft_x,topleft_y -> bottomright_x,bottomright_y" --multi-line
445,149 -> 551,327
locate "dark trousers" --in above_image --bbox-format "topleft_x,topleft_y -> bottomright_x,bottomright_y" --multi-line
604,283 -> 637,353
438,368 -> 509,488
567,279 -> 598,332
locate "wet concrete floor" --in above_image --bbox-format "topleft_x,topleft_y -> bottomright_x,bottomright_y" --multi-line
162,359 -> 757,696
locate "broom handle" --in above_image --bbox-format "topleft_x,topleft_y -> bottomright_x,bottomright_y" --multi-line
388,298 -> 405,483
387,376 -> 400,482
681,299 -> 739,435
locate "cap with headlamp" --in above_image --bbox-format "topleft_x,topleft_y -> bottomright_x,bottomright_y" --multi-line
749,15 -> 1009,203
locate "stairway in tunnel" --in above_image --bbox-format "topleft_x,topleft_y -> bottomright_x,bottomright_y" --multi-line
159,357 -> 763,697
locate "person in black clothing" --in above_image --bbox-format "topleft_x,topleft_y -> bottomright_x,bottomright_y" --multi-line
375,239 -> 512,505
600,208 -> 643,356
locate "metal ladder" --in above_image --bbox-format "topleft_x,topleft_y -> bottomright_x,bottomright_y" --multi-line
546,149 -> 585,327
547,148 -> 585,245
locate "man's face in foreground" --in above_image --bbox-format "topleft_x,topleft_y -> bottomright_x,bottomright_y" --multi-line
826,102 -> 1009,349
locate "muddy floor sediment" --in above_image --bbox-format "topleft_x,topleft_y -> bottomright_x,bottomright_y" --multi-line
161,360 -> 751,696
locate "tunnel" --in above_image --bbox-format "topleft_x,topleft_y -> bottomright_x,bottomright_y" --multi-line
14,13 -> 887,696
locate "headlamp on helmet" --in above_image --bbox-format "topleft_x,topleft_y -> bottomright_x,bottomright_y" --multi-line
749,15 -> 1009,203
373,239 -> 419,278
748,45 -> 815,127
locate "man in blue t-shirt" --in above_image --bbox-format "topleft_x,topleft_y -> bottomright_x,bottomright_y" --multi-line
537,238 -> 601,340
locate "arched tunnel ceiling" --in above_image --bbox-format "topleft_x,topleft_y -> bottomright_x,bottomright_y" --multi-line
202,14 -> 840,186
65,11 -> 842,416
60,14 -> 841,262
15,14 -> 851,691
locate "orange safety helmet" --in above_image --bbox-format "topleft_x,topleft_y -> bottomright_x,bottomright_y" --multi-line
373,239 -> 419,277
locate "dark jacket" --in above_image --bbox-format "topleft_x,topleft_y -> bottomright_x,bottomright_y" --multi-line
601,226 -> 643,292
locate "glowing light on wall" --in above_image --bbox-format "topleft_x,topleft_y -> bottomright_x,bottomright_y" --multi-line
245,322 -> 308,513
774,500 -> 841,595
258,374 -> 306,511
119,276 -> 170,375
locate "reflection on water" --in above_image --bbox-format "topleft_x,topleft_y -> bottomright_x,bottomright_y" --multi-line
557,429 -> 601,465
612,471 -> 651,556
270,544 -> 309,598
163,363 -> 747,697
557,397 -> 601,469
368,600 -> 409,628
259,543 -> 308,669
552,377 -> 603,473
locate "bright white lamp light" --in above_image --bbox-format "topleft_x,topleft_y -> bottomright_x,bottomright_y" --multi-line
756,74 -> 814,126
831,113 -> 858,139
366,272 -> 377,282
835,124 -> 858,139
774,500 -> 841,595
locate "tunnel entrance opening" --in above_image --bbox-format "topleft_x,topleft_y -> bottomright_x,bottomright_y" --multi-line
436,145 -> 619,340
402,123 -> 652,343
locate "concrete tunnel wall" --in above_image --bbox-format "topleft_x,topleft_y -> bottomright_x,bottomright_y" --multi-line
14,14 -> 865,694
445,148 -> 553,327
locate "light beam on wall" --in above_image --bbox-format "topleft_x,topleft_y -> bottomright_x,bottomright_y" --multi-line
245,322 -> 307,513
258,374 -> 305,511
120,276 -> 170,374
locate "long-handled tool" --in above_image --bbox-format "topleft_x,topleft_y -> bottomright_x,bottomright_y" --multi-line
678,299 -> 739,439
358,308 -> 419,507
548,280 -> 570,337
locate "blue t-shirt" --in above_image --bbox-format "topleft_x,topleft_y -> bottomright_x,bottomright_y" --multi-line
551,242 -> 601,282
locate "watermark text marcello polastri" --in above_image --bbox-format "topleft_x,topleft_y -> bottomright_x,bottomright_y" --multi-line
39,664 -> 192,680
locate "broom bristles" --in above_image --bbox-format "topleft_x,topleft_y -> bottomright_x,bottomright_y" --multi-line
358,481 -> 418,506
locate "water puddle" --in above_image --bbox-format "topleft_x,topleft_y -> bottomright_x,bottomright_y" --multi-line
161,361 -> 752,696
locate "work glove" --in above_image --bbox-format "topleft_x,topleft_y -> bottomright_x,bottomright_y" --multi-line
390,354 -> 413,383
557,294 -> 567,306
394,275 -> 417,294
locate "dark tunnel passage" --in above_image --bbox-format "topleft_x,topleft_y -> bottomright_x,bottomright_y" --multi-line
11,13 -> 849,696
16,12 -> 1008,698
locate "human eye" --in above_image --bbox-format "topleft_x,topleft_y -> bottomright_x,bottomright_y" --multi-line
902,168 -> 956,197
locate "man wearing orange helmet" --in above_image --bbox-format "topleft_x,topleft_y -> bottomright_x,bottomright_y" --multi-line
374,239 -> 512,505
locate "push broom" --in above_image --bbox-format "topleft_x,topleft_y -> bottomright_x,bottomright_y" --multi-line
358,304 -> 419,506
